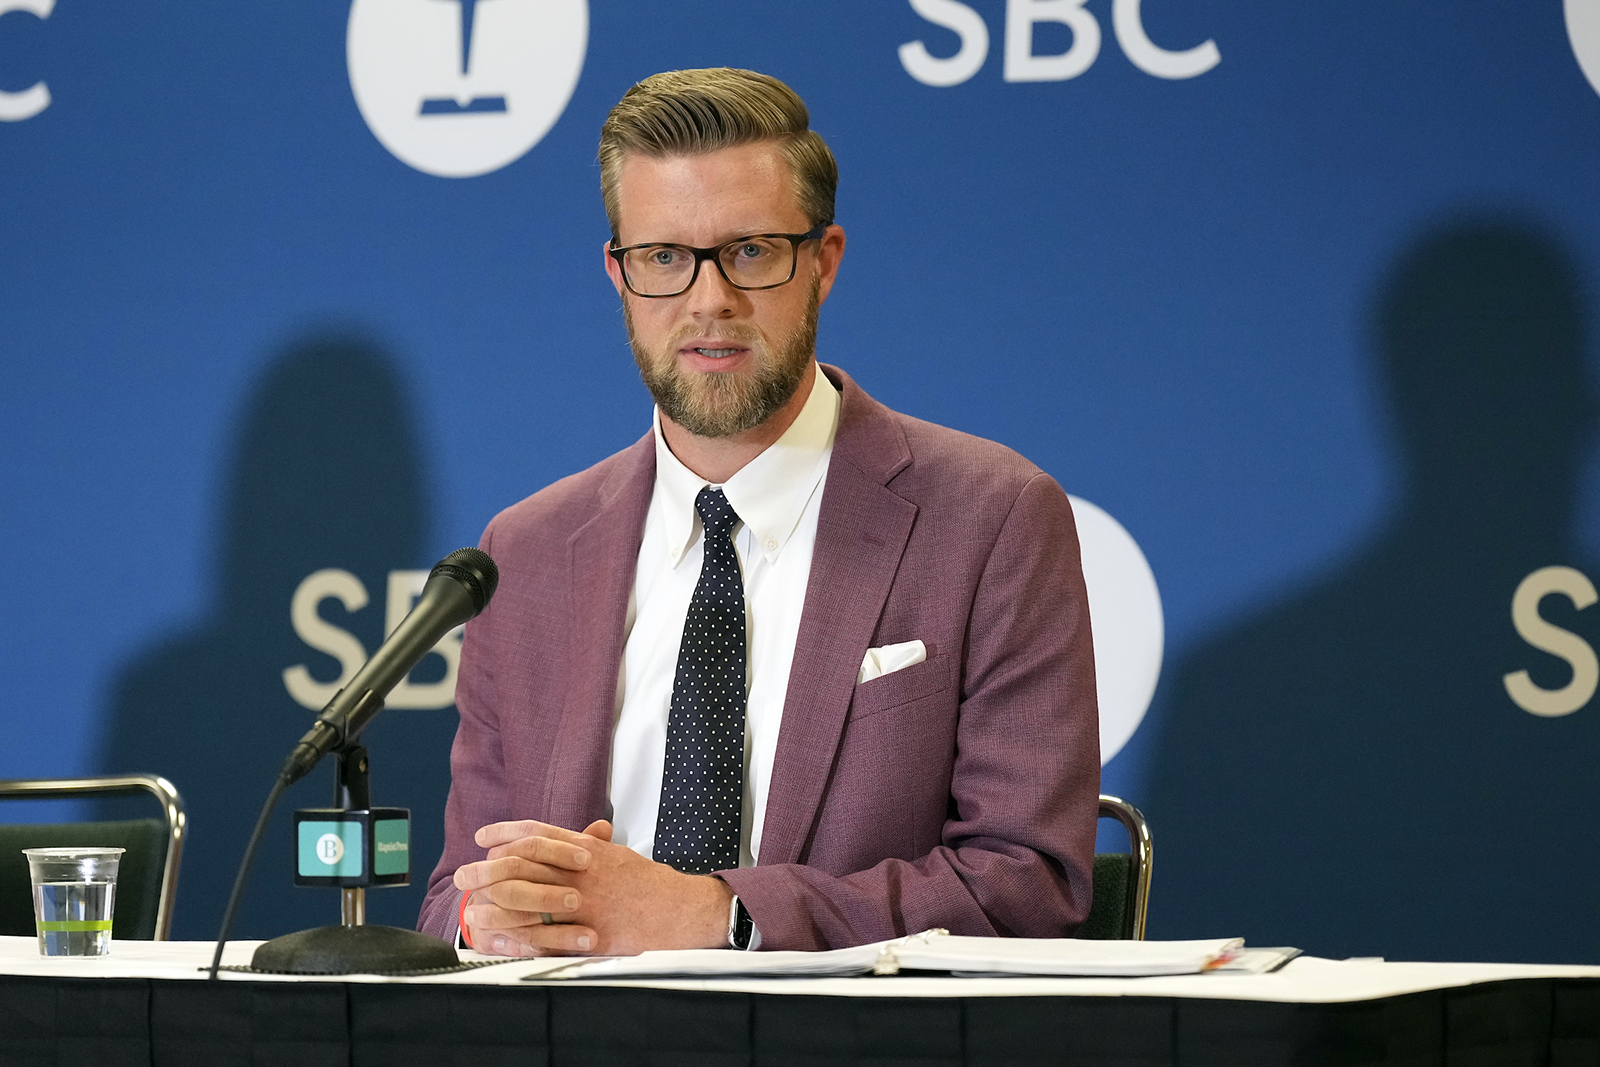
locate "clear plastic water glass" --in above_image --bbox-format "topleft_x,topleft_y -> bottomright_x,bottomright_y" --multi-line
23,847 -> 124,957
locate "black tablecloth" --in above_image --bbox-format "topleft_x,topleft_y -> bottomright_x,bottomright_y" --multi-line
2,974 -> 1597,1066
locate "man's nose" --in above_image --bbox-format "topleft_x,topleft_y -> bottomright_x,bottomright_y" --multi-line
682,257 -> 740,317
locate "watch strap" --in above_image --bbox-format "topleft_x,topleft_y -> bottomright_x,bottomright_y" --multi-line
727,895 -> 756,950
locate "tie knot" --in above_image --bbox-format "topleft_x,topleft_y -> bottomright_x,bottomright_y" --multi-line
695,486 -> 740,540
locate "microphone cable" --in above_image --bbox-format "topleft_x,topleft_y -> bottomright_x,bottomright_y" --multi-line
208,775 -> 288,980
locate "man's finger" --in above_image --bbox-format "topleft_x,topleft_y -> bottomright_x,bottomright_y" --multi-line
465,896 -> 580,932
476,879 -> 581,917
474,819 -> 594,849
452,856 -> 575,892
474,922 -> 598,958
464,903 -> 548,931
483,834 -> 592,870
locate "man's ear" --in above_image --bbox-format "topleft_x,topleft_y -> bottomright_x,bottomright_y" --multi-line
815,224 -> 847,306
603,238 -> 625,297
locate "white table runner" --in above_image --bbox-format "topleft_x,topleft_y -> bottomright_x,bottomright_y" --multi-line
0,935 -> 1595,1004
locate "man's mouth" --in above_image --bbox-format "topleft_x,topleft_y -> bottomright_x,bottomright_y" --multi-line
673,334 -> 757,368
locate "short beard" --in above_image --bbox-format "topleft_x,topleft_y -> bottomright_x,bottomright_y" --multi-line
626,276 -> 820,439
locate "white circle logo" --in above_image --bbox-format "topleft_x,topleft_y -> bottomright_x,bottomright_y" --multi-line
1569,0 -> 1600,99
347,0 -> 588,178
0,0 -> 54,123
1069,496 -> 1164,766
316,833 -> 346,865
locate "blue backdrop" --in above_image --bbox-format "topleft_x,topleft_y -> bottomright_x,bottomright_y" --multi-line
4,0 -> 1600,961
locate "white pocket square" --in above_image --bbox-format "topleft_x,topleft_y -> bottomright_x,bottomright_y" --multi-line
856,640 -> 927,685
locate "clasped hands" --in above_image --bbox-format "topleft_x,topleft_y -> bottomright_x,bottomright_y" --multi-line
452,818 -> 734,957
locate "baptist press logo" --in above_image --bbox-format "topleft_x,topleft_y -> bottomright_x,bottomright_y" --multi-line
315,834 -> 346,865
1571,0 -> 1600,99
347,0 -> 588,178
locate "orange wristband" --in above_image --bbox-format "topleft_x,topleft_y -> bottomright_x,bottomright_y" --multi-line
457,890 -> 474,950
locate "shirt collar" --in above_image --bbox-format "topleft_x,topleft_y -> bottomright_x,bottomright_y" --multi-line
653,366 -> 841,568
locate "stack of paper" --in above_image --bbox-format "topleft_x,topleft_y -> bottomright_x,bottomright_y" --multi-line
890,933 -> 1246,977
521,941 -> 883,981
520,931 -> 1274,982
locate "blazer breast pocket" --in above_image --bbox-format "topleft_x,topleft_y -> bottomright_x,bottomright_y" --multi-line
847,654 -> 957,721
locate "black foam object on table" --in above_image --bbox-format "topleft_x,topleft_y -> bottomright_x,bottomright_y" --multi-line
251,923 -> 458,975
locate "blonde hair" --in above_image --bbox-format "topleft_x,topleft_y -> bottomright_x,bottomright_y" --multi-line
599,68 -> 838,240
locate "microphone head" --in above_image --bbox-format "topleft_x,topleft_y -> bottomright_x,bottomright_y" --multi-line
430,547 -> 499,616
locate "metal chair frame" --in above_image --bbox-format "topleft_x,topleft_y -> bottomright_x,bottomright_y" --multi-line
0,774 -> 187,940
1097,794 -> 1153,940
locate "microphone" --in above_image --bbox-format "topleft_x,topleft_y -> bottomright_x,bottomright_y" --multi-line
278,547 -> 499,785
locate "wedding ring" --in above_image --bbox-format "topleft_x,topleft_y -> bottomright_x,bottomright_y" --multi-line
540,911 -> 555,925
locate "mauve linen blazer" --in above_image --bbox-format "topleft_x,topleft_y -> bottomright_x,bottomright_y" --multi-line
417,366 -> 1101,951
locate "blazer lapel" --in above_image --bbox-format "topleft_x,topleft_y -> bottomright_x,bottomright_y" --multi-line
543,433 -> 654,831
759,369 -> 917,865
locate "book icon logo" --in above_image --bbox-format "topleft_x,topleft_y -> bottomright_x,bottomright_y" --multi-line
348,0 -> 588,178
1571,0 -> 1600,100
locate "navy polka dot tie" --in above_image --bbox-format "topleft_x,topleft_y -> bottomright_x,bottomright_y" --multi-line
653,486 -> 746,875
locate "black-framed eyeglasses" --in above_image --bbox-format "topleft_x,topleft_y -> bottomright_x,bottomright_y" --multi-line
609,224 -> 828,298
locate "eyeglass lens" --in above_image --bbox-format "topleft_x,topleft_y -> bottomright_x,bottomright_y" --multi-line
624,237 -> 796,296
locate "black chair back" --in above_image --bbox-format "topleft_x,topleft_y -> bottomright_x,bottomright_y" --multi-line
0,776 -> 186,940
1080,795 -> 1152,940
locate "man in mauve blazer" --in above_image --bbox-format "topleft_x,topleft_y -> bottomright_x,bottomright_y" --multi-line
418,362 -> 1101,951
419,68 -> 1100,954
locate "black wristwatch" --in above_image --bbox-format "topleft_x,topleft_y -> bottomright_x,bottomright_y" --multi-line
727,895 -> 756,950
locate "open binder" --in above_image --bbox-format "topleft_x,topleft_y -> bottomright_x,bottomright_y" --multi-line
519,931 -> 1300,981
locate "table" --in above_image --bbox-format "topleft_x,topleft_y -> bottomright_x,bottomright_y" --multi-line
1,936 -> 1596,1066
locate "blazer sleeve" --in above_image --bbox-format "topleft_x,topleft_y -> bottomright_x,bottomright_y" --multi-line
416,523 -> 510,942
721,471 -> 1101,950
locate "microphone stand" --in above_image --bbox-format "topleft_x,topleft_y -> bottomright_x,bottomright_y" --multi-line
336,746 -> 369,930
208,547 -> 497,977
250,743 -> 458,974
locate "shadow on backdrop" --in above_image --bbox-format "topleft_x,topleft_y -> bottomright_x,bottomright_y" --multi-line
1145,222 -> 1600,963
99,337 -> 459,941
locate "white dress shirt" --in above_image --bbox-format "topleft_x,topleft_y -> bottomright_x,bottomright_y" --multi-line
607,368 -> 840,868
